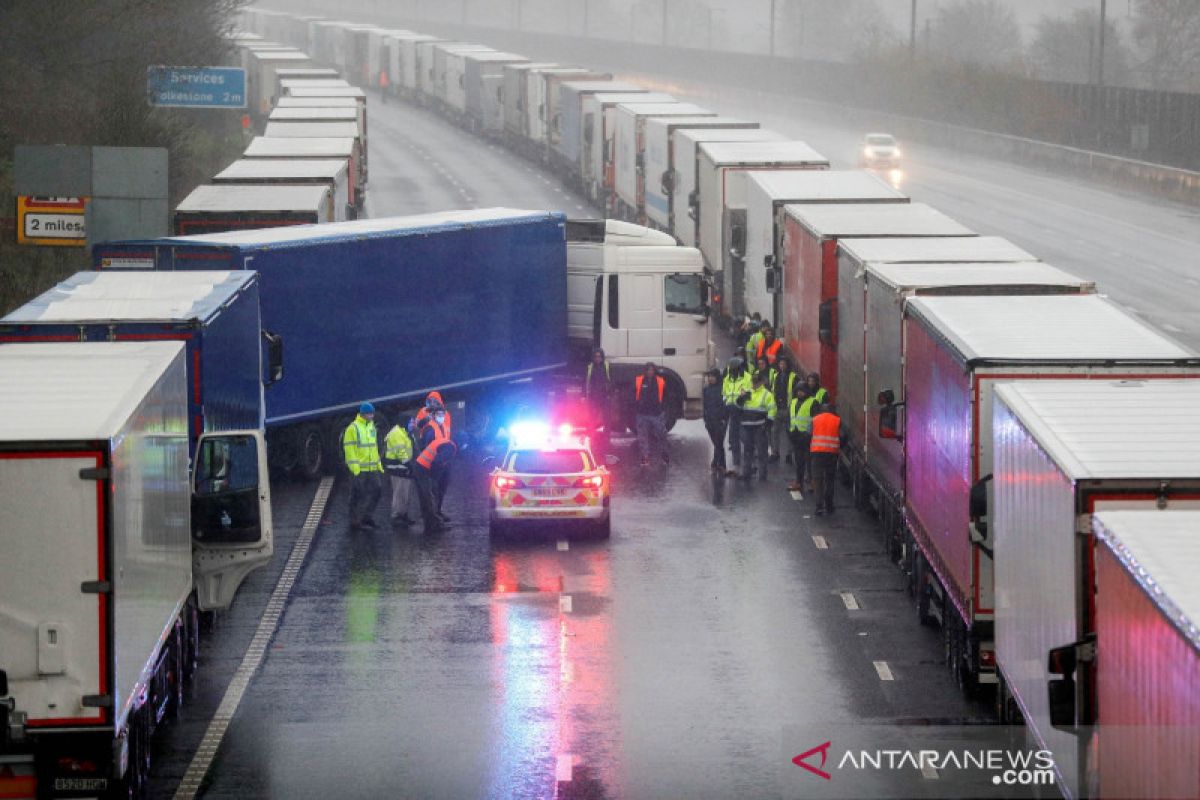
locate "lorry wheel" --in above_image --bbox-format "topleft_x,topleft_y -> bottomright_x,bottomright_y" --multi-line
296,424 -> 325,481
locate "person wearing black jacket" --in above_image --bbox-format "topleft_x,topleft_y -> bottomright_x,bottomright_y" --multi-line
702,368 -> 727,473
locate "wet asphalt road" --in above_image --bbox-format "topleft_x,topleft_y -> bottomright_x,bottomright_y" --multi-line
143,87 -> 995,798
151,421 -> 989,799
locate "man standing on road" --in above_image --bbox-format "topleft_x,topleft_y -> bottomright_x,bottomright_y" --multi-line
723,356 -> 750,476
810,402 -> 841,516
702,368 -> 727,473
343,402 -> 383,530
584,348 -> 612,453
788,384 -> 816,493
755,324 -> 783,365
383,415 -> 417,528
806,372 -> 829,405
772,355 -> 797,464
634,362 -> 668,467
738,370 -> 776,482
413,415 -> 454,533
378,68 -> 389,103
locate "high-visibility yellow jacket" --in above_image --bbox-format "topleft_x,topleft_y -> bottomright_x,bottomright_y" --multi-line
723,370 -> 751,406
343,414 -> 382,476
740,386 -> 777,425
790,396 -> 818,433
384,424 -> 413,462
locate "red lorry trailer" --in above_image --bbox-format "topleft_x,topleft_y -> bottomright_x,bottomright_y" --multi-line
780,204 -> 976,402
1090,509 -> 1200,800
884,295 -> 1200,696
989,382 -> 1200,798
852,260 -> 1093,527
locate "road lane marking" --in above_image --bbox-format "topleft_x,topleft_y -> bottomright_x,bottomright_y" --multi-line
840,591 -> 859,610
174,476 -> 334,800
873,660 -> 895,681
811,535 -> 828,550
789,490 -> 803,501
557,539 -> 569,551
559,594 -> 573,613
556,754 -> 573,782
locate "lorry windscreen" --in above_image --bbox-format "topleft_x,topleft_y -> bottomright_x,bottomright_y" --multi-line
665,274 -> 704,315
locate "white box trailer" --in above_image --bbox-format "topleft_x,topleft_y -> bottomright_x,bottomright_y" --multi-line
672,128 -> 789,247
213,157 -> 352,221
552,81 -> 645,177
417,39 -> 466,100
1089,509 -> 1200,800
280,78 -> 351,93
502,62 -> 559,143
463,51 -> 529,133
643,116 -> 757,232
394,33 -> 441,94
745,170 -> 907,330
526,68 -> 596,153
263,120 -> 366,186
991,381 -> 1200,798
434,43 -> 493,111
888,296 -> 1200,703
367,28 -> 410,88
696,141 -> 829,318
582,92 -> 675,203
273,66 -> 339,102
541,69 -> 611,158
248,50 -> 311,116
857,261 -> 1091,513
0,342 -> 192,794
612,104 -> 716,223
173,183 -> 336,235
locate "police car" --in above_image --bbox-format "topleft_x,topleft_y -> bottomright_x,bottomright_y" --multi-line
488,422 -> 611,538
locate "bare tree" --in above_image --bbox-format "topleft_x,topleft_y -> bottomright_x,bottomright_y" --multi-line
1131,0 -> 1200,90
930,0 -> 1023,68
1029,9 -> 1129,85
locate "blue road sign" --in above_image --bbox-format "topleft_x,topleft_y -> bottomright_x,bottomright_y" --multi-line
147,66 -> 246,109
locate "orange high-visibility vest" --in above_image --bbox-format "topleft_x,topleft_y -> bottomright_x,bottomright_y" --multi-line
635,374 -> 665,402
756,337 -> 782,363
415,419 -> 451,469
415,405 -> 452,438
810,412 -> 841,454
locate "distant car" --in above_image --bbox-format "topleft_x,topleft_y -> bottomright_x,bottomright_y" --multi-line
488,422 -> 611,538
859,133 -> 901,169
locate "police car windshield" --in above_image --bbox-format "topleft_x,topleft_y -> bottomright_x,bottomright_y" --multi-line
509,449 -> 588,474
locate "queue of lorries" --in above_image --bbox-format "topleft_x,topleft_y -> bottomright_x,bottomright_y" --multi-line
0,7 -> 1195,800
231,6 -> 1200,798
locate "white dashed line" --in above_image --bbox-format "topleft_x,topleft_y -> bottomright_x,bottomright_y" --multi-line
789,490 -> 803,501
559,594 -> 573,613
556,754 -> 574,782
840,591 -> 859,610
811,535 -> 828,550
557,539 -> 569,551
873,660 -> 895,681
174,477 -> 334,799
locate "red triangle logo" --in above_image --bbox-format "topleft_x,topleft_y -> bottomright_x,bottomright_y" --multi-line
793,740 -> 832,780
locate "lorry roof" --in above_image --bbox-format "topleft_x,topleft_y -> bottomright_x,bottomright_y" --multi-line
244,136 -> 355,157
141,208 -> 564,248
591,92 -> 675,105
648,115 -> 750,128
1093,509 -> 1200,650
280,79 -> 351,89
175,183 -> 330,212
997,381 -> 1200,480
909,295 -> 1198,364
559,81 -> 644,92
263,121 -> 360,138
463,51 -> 527,62
699,140 -> 828,166
269,107 -> 358,121
285,87 -> 366,99
789,203 -> 974,238
3,271 -> 256,324
752,169 -> 905,201
274,68 -> 340,77
215,158 -> 348,181
0,341 -> 184,441
677,128 -> 789,144
867,261 -> 1091,291
615,102 -> 713,116
839,235 -> 1032,263
249,51 -> 309,62
276,97 -> 359,107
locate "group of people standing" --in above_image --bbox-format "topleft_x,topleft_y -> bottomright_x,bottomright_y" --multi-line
703,318 -> 842,515
584,348 -> 671,468
343,391 -> 457,533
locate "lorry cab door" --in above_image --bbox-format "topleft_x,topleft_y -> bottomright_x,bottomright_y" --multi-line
662,272 -> 707,366
623,272 -> 662,359
191,431 -> 274,611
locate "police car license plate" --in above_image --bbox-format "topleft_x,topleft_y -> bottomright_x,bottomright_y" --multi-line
532,487 -> 566,497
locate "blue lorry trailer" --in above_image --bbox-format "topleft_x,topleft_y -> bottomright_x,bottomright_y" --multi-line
0,271 -> 267,456
92,209 -> 569,478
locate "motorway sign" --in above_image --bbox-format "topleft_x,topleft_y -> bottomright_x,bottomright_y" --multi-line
147,66 -> 246,109
17,196 -> 87,247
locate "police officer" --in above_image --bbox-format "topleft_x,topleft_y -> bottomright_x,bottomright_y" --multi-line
383,415 -> 417,528
738,370 -> 776,482
343,402 -> 383,530
722,356 -> 751,476
810,402 -> 841,516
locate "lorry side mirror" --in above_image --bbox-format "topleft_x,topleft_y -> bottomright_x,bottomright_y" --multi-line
729,222 -> 746,261
635,152 -> 644,171
818,299 -> 836,346
0,668 -> 7,697
877,389 -> 895,406
765,267 -> 779,293
688,189 -> 698,209
1047,678 -> 1076,730
264,330 -> 284,386
660,170 -> 674,194
969,474 -> 992,525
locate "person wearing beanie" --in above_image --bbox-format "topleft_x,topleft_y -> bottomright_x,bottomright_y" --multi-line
343,402 -> 383,530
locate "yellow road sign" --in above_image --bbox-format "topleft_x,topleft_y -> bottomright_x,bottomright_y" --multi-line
17,196 -> 88,246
